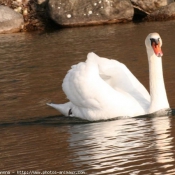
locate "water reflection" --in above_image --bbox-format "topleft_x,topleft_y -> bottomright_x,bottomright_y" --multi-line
152,117 -> 174,165
68,117 -> 175,174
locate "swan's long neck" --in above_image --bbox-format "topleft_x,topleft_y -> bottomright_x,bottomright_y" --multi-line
148,52 -> 169,113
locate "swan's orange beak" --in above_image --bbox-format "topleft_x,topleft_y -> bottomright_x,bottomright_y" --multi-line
152,41 -> 163,57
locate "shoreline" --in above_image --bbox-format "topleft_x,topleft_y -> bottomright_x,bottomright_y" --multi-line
0,0 -> 175,33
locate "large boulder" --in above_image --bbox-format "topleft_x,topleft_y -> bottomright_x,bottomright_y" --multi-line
131,0 -> 174,14
0,5 -> 24,34
48,0 -> 134,26
145,2 -> 175,21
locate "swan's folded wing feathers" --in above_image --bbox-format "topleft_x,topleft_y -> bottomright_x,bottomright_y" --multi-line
63,63 -> 83,106
87,52 -> 150,102
62,61 -> 101,109
86,52 -> 151,114
62,52 -> 150,119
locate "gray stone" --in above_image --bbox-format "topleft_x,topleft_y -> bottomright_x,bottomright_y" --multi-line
131,0 -> 174,14
145,2 -> 175,21
0,5 -> 24,34
48,0 -> 134,26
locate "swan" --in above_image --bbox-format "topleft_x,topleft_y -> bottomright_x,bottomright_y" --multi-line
47,33 -> 170,121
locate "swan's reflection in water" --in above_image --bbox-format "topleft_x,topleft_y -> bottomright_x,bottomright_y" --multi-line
68,116 -> 175,174
152,117 -> 174,167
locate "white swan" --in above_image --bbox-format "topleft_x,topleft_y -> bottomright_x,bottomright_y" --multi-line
47,33 -> 170,121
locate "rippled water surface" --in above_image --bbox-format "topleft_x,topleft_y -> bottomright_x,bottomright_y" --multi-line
1,21 -> 175,174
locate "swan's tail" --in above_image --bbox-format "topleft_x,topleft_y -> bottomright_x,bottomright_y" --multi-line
46,102 -> 73,117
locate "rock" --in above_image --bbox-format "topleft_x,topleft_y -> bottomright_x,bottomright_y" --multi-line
0,5 -> 24,34
145,2 -> 175,21
48,0 -> 134,26
131,0 -> 174,14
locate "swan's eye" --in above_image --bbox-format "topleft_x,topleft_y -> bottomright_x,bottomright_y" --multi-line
150,38 -> 159,45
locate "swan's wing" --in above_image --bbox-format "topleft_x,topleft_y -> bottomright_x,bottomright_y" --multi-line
62,57 -> 101,109
88,52 -> 150,103
62,52 -> 150,120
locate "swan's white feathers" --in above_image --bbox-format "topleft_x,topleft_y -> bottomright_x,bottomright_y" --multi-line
61,52 -> 150,120
63,61 -> 100,109
47,102 -> 73,116
88,53 -> 150,101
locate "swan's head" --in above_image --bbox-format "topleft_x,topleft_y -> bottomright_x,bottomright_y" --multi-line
145,33 -> 163,57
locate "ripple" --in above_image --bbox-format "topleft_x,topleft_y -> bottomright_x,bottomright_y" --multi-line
68,117 -> 175,174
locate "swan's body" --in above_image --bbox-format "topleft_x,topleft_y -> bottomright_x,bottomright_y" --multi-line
47,33 -> 170,121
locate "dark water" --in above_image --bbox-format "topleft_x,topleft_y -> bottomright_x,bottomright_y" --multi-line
1,21 -> 175,174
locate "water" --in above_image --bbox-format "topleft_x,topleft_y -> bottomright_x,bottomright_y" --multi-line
1,21 -> 175,174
